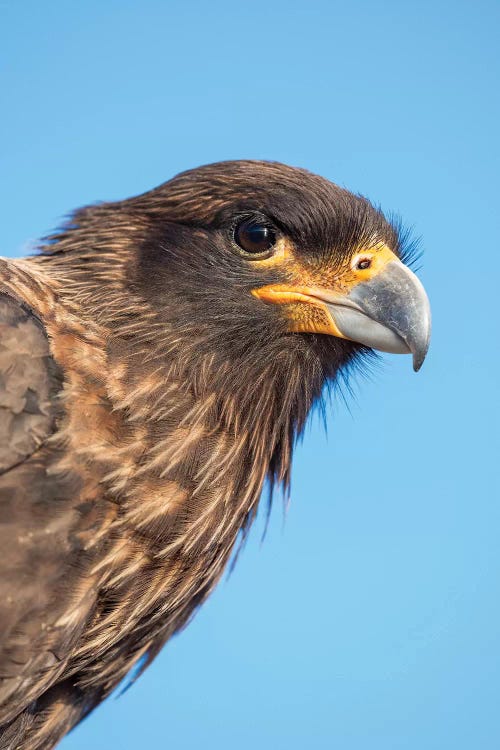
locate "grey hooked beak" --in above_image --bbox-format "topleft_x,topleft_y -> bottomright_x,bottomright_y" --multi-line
324,260 -> 431,371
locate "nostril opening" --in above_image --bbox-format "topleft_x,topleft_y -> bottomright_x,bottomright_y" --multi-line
356,258 -> 372,270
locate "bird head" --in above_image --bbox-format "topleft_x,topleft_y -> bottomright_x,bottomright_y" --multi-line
123,160 -> 430,372
43,161 -> 431,415
39,160 -> 431,489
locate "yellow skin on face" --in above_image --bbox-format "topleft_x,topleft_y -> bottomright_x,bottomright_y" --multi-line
252,240 -> 400,340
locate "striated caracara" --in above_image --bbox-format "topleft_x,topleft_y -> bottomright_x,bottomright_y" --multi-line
0,161 -> 431,749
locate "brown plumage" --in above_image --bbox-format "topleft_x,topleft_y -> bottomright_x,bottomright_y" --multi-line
0,160 -> 430,749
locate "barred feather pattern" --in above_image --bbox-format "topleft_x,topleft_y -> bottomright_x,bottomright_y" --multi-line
0,160 -> 402,748
0,255 -> 328,748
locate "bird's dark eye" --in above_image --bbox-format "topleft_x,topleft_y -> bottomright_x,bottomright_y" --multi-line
234,219 -> 277,257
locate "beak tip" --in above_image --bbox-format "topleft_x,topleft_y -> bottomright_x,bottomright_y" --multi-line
411,334 -> 431,372
413,356 -> 423,373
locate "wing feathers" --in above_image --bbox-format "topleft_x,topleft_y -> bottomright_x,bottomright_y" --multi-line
0,293 -> 61,473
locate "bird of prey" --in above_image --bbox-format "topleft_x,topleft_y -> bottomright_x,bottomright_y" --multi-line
0,160 -> 430,749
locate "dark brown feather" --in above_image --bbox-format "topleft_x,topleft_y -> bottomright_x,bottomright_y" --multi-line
0,161 -> 405,749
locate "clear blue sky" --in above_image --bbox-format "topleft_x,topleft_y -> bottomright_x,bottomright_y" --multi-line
2,1 -> 499,748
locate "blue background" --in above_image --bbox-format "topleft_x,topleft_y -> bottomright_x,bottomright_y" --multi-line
2,1 -> 499,748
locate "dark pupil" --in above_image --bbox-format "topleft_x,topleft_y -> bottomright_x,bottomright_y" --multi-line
235,220 -> 276,254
